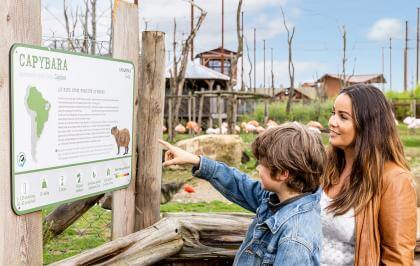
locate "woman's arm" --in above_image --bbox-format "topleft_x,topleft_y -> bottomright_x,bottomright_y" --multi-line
379,171 -> 417,265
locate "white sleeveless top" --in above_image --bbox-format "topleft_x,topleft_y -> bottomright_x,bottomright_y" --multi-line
320,191 -> 355,266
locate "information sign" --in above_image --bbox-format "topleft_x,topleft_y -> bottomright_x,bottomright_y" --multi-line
10,44 -> 134,214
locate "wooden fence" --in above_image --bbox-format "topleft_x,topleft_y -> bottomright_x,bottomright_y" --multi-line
389,98 -> 419,120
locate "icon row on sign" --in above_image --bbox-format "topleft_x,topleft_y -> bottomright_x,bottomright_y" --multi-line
20,168 -> 115,195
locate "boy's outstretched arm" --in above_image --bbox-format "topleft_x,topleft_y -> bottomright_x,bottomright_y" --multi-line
158,139 -> 265,212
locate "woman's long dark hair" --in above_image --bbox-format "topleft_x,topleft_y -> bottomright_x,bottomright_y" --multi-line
321,84 -> 409,215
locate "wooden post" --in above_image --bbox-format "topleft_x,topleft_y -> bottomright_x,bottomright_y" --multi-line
264,99 -> 269,123
0,1 -> 43,264
168,97 -> 173,141
188,91 -> 192,135
111,0 -> 139,239
206,80 -> 215,128
135,31 -> 166,230
192,94 -> 196,122
198,94 -> 204,129
218,92 -> 223,134
233,94 -> 238,132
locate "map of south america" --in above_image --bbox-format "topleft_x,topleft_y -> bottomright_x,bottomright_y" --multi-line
25,86 -> 50,162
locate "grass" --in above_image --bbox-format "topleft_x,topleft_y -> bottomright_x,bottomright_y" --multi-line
161,200 -> 250,213
43,205 -> 111,264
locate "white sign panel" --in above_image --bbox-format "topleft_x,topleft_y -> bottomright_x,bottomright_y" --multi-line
10,44 -> 135,215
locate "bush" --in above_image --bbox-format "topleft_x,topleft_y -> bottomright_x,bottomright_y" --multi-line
241,100 -> 334,127
385,84 -> 420,99
386,85 -> 419,120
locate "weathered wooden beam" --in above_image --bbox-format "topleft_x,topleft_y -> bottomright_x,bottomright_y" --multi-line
135,31 -> 166,230
49,217 -> 183,266
49,213 -> 252,265
111,0 -> 140,239
0,1 -> 43,264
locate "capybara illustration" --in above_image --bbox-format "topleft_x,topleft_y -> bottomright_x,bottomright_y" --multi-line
111,126 -> 130,155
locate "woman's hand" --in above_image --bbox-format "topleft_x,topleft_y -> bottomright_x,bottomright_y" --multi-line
158,139 -> 200,167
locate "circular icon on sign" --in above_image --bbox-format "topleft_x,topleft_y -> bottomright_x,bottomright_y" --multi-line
17,152 -> 26,167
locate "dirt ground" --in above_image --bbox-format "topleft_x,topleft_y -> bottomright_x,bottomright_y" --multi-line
170,179 -> 231,203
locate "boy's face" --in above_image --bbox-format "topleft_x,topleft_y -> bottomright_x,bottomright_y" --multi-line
256,164 -> 283,193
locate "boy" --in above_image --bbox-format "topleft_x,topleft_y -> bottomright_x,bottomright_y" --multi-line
159,122 -> 326,265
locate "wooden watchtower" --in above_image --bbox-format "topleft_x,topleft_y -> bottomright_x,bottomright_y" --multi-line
195,47 -> 237,82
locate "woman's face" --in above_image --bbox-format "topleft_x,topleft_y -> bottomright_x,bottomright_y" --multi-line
328,93 -> 356,150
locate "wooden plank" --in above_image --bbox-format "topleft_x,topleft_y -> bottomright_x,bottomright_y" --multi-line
135,31 -> 166,230
0,1 -> 42,265
111,0 -> 139,239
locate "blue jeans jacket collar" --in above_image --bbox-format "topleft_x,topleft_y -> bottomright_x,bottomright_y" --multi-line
261,188 -> 322,234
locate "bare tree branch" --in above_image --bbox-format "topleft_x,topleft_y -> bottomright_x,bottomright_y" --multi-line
227,0 -> 243,133
244,35 -> 253,90
172,3 -> 207,127
281,7 -> 295,114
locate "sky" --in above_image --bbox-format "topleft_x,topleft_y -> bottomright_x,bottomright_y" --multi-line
42,0 -> 419,91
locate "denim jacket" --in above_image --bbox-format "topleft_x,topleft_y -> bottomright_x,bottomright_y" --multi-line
192,156 -> 322,265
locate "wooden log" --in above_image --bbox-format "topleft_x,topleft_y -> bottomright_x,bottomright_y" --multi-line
111,0 -> 140,239
100,181 -> 185,210
136,31 -> 166,230
0,1 -> 43,264
49,217 -> 183,266
43,194 -> 104,242
50,213 -> 252,265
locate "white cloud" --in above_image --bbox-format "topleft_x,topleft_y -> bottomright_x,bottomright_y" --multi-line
367,18 -> 403,41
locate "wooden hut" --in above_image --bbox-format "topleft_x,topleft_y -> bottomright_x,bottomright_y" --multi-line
316,74 -> 386,98
165,60 -> 230,127
274,83 -> 318,102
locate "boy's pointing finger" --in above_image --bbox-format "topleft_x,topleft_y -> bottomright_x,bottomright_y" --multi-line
158,139 -> 172,149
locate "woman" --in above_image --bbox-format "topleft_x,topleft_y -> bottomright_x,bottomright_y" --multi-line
321,84 -> 416,265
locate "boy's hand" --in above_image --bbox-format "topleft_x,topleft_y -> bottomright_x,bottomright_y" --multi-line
158,139 -> 200,167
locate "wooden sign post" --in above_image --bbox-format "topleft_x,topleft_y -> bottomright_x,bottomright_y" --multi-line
0,0 -> 43,264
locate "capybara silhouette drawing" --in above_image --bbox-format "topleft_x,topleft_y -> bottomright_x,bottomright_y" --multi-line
111,126 -> 130,155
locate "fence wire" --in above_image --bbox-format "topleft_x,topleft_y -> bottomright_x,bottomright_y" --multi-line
42,36 -> 112,56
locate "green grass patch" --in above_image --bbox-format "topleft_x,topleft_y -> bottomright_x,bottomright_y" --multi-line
43,205 -> 111,264
161,200 -> 250,213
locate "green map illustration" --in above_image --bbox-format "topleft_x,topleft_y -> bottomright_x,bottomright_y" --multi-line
25,86 -> 50,161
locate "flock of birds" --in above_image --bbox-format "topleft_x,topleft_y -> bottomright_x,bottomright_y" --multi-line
162,120 -> 325,135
